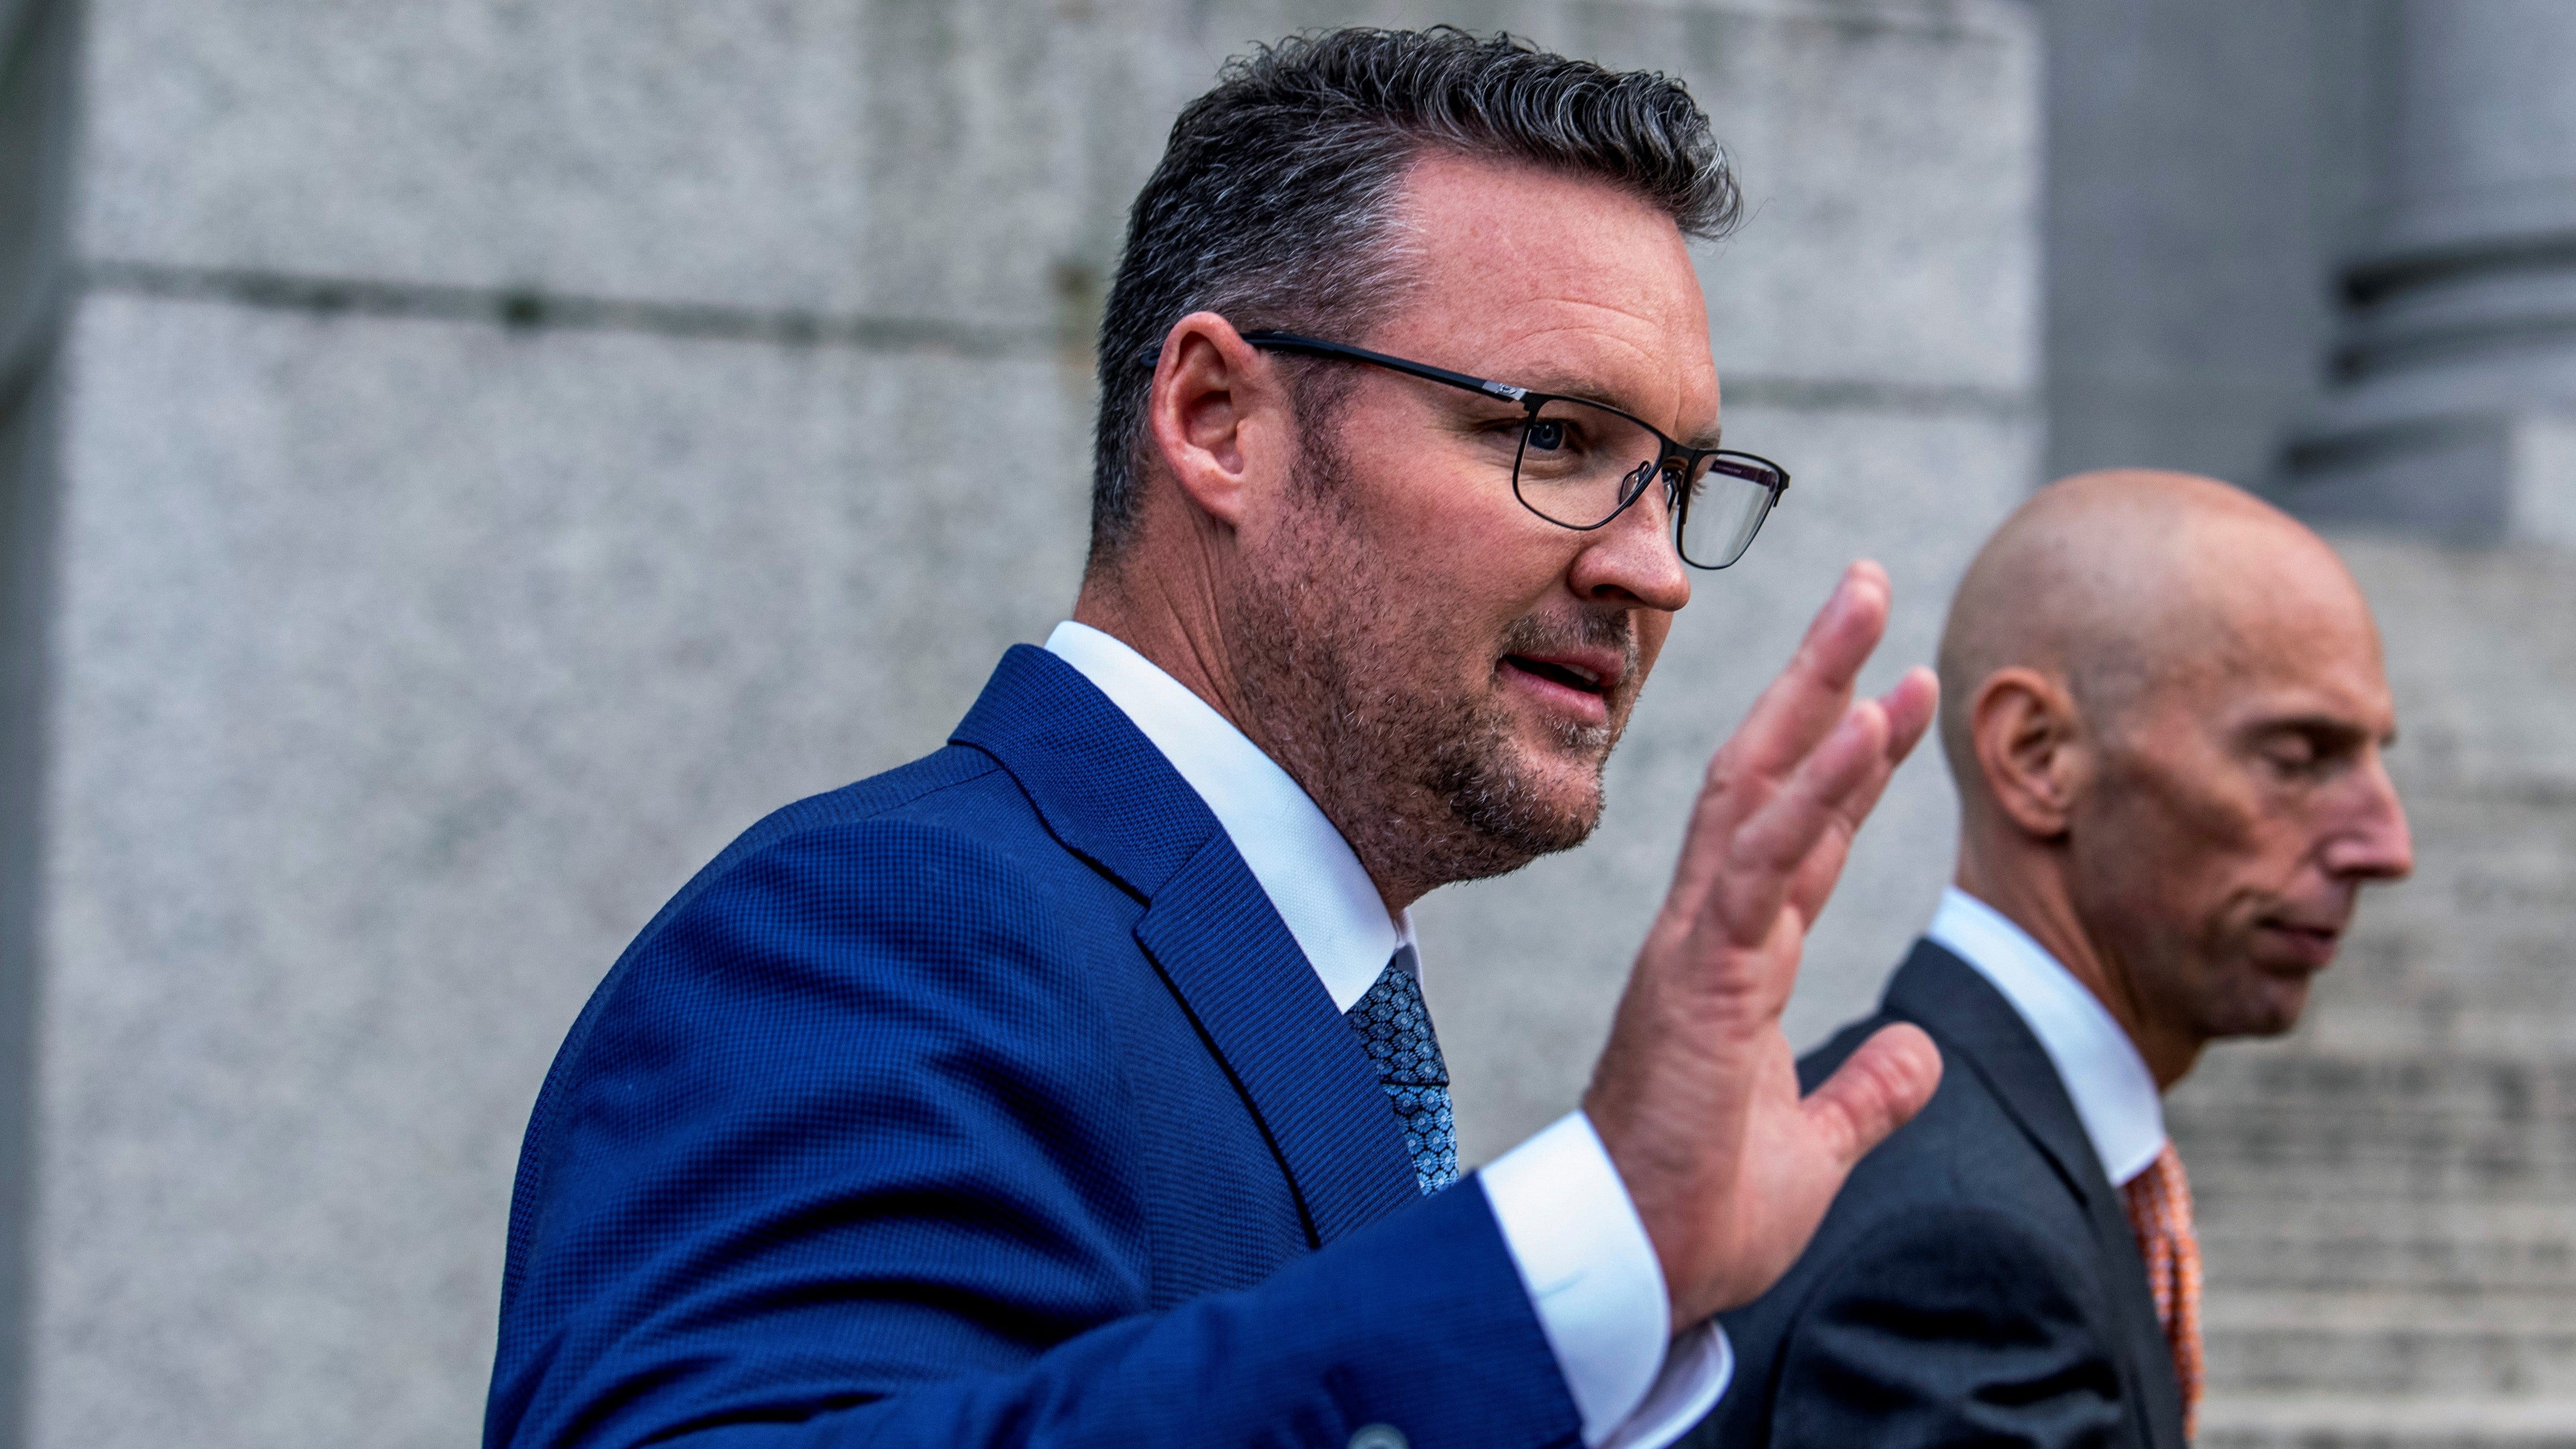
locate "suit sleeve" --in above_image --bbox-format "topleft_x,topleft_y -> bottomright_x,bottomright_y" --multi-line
1760,1204 -> 2128,1449
484,819 -> 1584,1449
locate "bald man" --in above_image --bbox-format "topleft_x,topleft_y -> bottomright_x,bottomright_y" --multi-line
1687,471 -> 2413,1449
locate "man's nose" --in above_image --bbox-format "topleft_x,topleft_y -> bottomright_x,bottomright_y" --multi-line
2322,752 -> 2414,882
1568,487 -> 1692,612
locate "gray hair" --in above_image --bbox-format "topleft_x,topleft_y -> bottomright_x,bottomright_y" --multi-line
1086,27 -> 1740,570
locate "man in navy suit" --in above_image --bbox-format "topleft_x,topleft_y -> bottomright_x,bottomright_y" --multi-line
1691,471 -> 2415,1448
487,29 -> 1948,1449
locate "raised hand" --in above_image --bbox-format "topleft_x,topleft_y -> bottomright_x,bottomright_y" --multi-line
1583,561 -> 1945,1331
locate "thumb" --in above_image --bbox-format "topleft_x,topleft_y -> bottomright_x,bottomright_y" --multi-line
1799,1021 -> 1942,1170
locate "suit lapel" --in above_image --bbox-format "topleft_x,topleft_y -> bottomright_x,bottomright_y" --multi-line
951,646 -> 1420,1247
1134,844 -> 1422,1245
1886,941 -> 2188,1449
950,646 -> 1220,900
1885,942 -> 2117,1214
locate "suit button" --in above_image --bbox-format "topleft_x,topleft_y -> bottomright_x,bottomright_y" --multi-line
1348,1426 -> 1408,1449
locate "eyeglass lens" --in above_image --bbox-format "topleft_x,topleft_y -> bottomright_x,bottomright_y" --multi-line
1509,398 -> 1782,568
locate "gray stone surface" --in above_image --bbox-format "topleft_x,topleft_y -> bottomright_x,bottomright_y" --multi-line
80,0 -> 2039,390
2371,1 -> 2576,249
1,0 -> 75,384
2284,1 -> 2576,542
31,296 -> 1090,1448
0,0 -> 76,1440
79,0 -> 1206,326
32,5 -> 2043,1445
2290,409 -> 2576,551
2037,0 -> 2388,490
0,375 -> 50,1449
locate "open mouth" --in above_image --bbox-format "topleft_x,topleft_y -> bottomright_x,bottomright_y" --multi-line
1504,655 -> 1609,695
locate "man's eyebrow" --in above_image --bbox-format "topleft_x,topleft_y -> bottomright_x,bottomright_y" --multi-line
2247,713 -> 2380,746
1490,368 -> 1724,449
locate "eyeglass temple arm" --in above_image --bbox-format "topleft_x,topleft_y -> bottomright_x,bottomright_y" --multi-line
1139,330 -> 1534,406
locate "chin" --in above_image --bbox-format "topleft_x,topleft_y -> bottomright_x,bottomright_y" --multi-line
1407,686 -> 1626,887
1486,771 -> 1607,857
1510,742 -> 1613,829
2209,976 -> 2316,1041
1430,738 -> 1607,877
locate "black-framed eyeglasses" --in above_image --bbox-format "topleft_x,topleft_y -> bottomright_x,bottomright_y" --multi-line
1233,331 -> 1791,570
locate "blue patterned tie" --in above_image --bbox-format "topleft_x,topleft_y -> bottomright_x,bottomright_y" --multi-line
1344,945 -> 1459,1193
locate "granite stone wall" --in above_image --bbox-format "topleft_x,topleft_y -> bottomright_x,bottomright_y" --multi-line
0,0 -> 76,1441
20,4 -> 2040,1446
2037,0 -> 2389,490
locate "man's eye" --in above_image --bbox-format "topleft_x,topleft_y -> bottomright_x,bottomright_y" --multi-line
2260,734 -> 2333,776
1525,419 -> 1570,453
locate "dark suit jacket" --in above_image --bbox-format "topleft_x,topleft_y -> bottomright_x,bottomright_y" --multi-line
484,646 -> 1580,1448
1688,941 -> 2184,1449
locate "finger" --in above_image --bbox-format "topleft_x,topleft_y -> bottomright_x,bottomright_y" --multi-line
1768,700 -> 1905,933
1822,668 -> 1939,834
1706,698 -> 1894,945
1719,562 -> 1893,786
1880,666 -> 1939,765
1799,1021 -> 1942,1170
1664,568 -> 1896,911
1732,697 -> 1892,879
1768,665 -> 1937,914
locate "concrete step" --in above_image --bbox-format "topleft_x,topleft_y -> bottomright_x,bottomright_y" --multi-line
2187,1149 -> 2576,1200
2290,1013 -> 2576,1059
2198,1393 -> 2576,1449
2204,1290 -> 2576,1396
2172,1053 -> 2576,1119
2182,1138 -> 2576,1201
2200,1208 -> 2576,1293
2169,1054 -> 2576,1196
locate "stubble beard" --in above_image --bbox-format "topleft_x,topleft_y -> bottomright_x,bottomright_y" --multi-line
1226,433 -> 1638,900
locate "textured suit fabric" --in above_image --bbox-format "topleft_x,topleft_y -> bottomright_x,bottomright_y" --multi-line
484,645 -> 1581,1449
1686,941 -> 2185,1449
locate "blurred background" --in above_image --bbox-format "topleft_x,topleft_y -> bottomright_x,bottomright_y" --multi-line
0,0 -> 2570,1445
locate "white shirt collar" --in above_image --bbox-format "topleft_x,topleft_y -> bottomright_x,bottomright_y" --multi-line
1925,886 -> 2166,1186
1044,622 -> 1410,1013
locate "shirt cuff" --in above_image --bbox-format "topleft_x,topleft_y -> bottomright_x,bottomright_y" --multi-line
1600,1321 -> 1731,1449
1478,1111 -> 1733,1448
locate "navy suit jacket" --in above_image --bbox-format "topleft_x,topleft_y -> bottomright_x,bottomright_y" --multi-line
1686,942 -> 2184,1449
485,646 -> 1582,1448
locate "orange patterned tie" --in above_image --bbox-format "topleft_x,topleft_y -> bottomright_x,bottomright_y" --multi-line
2121,1141 -> 2203,1439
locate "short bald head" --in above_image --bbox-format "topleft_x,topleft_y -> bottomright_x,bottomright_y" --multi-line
1939,470 -> 2412,1085
1939,470 -> 2370,787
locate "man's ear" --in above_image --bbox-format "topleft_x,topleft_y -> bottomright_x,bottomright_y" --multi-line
1143,312 -> 1294,532
1971,667 -> 2086,840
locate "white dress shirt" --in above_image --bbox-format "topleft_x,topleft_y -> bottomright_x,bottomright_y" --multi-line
1046,622 -> 1730,1448
1924,886 -> 2166,1187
